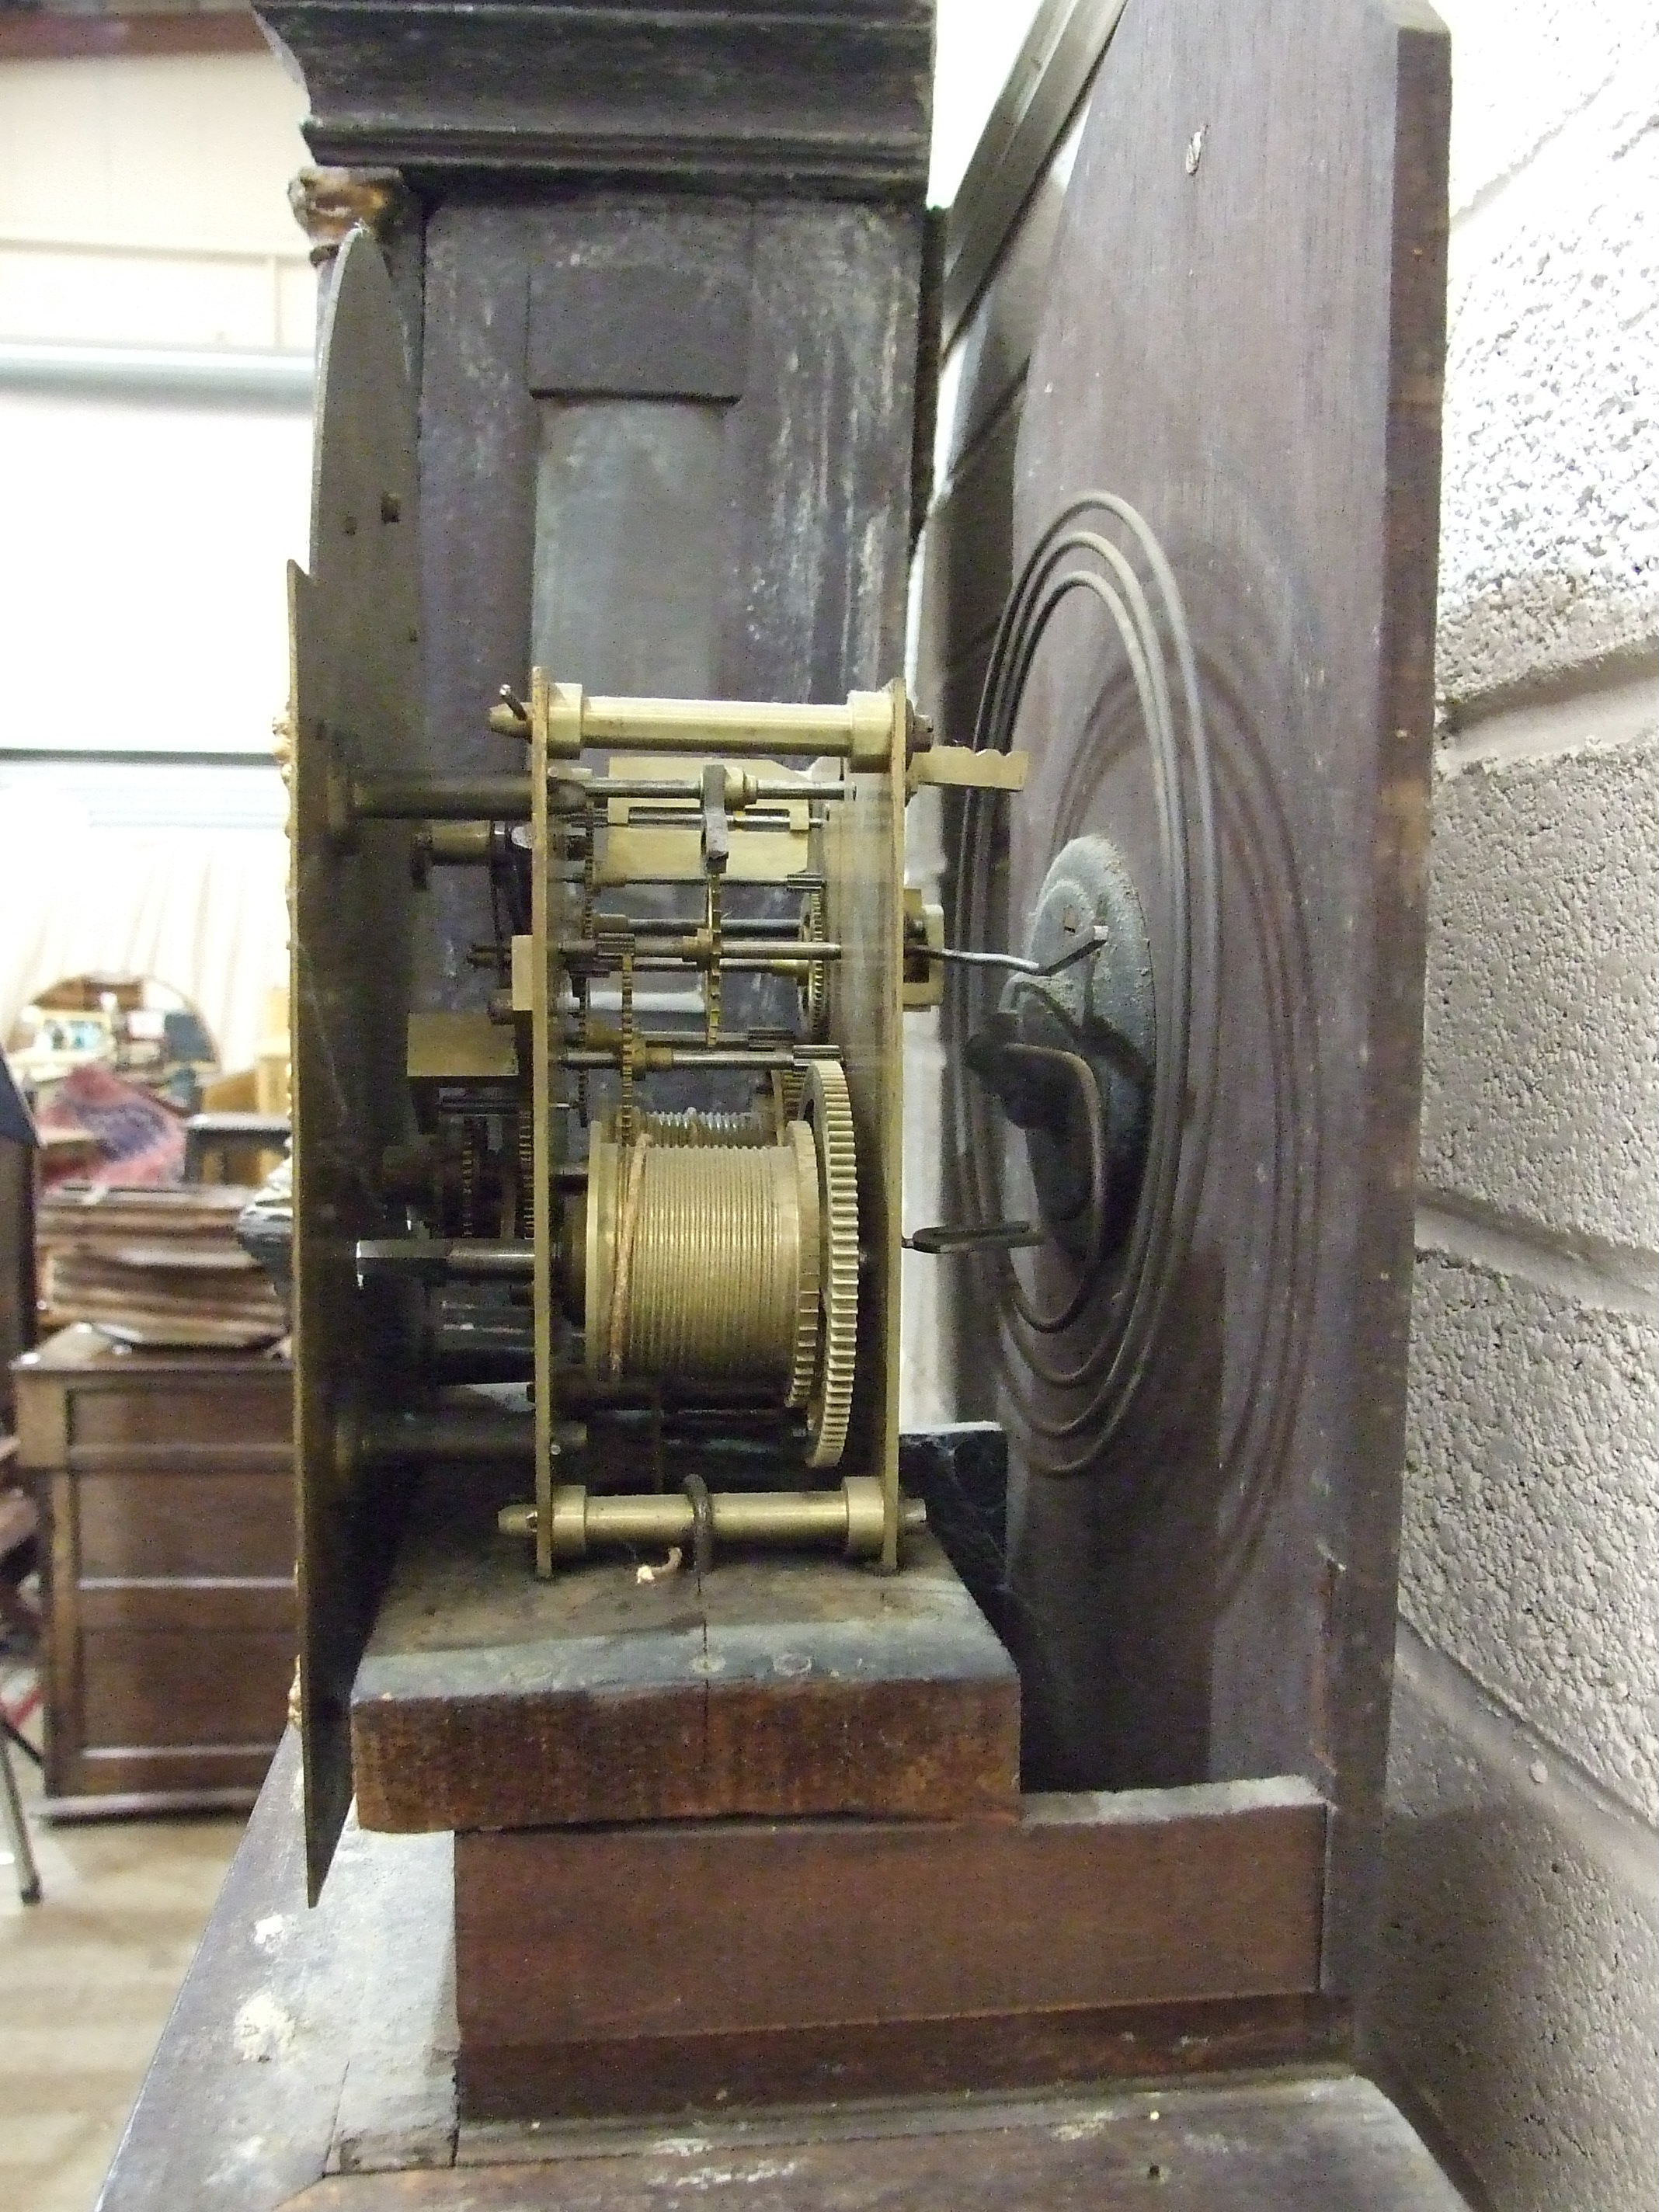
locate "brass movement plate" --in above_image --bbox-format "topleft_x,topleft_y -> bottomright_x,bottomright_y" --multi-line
290,231 -> 423,1899
822,683 -> 907,1567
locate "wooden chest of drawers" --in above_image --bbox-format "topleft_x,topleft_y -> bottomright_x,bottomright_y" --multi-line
12,1323 -> 295,1815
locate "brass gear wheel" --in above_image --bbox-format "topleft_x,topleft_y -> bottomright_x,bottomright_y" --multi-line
802,1059 -> 858,1468
800,889 -> 830,1039
784,1118 -> 823,1411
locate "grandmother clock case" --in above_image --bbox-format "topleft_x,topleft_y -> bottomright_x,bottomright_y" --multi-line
249,0 -> 1447,2127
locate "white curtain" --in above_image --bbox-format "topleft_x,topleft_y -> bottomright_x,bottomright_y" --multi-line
0,774 -> 287,1076
0,378 -> 307,1081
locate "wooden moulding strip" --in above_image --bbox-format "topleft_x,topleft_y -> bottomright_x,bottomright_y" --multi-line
454,1776 -> 1327,2055
62,1444 -> 292,1474
460,1995 -> 1347,2123
941,0 -> 1128,350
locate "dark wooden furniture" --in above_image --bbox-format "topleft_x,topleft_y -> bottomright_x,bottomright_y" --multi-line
0,1046 -> 37,1426
0,1434 -> 43,1901
12,1323 -> 294,1815
182,1110 -> 291,1184
0,1442 -> 40,1647
345,1435 -> 1336,2120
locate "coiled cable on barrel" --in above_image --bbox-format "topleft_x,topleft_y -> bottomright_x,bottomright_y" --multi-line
638,1111 -> 770,1146
587,1122 -> 822,1404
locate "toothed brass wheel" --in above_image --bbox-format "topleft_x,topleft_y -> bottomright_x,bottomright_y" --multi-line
802,1059 -> 858,1469
784,1118 -> 823,1410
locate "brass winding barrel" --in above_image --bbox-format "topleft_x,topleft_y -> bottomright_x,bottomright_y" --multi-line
585,1122 -> 820,1401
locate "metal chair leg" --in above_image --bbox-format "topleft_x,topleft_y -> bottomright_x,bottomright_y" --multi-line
0,1723 -> 41,1904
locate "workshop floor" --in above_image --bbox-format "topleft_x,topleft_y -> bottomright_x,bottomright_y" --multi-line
1,1684 -> 243,2212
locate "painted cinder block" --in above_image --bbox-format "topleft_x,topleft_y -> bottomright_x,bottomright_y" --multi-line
1379,12 -> 1659,2206
1419,729 -> 1659,1253
1435,61 -> 1658,708
1435,0 -> 1638,217
1370,1639 -> 1659,2212
1403,1247 -> 1659,1824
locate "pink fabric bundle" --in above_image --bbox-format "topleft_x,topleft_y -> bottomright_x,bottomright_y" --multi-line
34,1063 -> 186,1189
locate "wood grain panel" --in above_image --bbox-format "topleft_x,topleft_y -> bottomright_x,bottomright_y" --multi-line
96,1740 -> 1456,2208
40,1468 -> 82,1801
255,0 -> 934,195
14,1370 -> 68,1467
81,1629 -> 294,1750
78,1580 -> 294,1634
461,1995 -> 1344,2127
49,1746 -> 275,1814
528,256 -> 752,399
934,151 -> 1066,493
71,1382 -> 290,1448
940,0 -> 1449,2008
96,1734 -> 457,2212
64,1443 -> 291,1476
294,2065 -> 1467,2209
732,204 -> 921,701
454,1779 -> 1325,2063
16,1338 -> 300,1807
915,395 -> 1022,730
76,1473 -> 296,1580
0,1136 -> 34,1422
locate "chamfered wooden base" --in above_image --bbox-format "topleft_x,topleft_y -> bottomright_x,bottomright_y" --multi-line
351,1459 -> 1021,1833
454,1776 -> 1328,2120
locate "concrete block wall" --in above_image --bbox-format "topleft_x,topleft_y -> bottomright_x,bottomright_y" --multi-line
1366,5 -> 1659,2206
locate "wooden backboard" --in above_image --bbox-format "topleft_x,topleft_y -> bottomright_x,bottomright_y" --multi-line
943,0 -> 1449,1992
